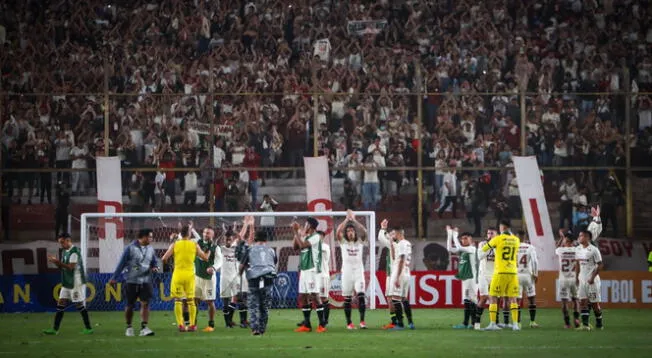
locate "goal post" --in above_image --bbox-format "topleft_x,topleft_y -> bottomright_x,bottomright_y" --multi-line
80,211 -> 377,310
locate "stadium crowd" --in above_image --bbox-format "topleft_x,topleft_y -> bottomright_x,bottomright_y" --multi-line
0,0 -> 649,233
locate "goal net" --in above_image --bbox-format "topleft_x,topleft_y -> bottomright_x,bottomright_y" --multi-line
80,211 -> 377,311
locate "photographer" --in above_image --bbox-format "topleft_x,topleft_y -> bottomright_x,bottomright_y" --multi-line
239,231 -> 277,336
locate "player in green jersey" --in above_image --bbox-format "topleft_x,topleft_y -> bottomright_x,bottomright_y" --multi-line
43,233 -> 93,335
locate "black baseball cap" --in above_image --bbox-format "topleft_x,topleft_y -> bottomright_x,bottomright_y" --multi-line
58,232 -> 71,239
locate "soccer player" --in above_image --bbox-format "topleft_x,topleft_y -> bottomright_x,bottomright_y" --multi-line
219,217 -> 254,328
169,222 -> 202,326
481,220 -> 521,331
194,226 -> 223,332
576,209 -> 604,331
318,231 -> 331,327
446,226 -> 478,329
556,229 -> 580,328
162,225 -> 209,332
335,210 -> 368,329
43,233 -> 93,335
377,219 -> 396,329
293,217 -> 326,333
474,227 -> 497,330
109,228 -> 159,337
516,232 -> 539,328
387,225 -> 413,331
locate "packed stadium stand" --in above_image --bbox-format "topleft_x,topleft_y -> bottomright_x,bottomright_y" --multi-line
2,0 -> 652,240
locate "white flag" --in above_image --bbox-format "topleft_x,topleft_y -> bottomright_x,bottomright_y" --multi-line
512,156 -> 557,271
96,157 -> 124,273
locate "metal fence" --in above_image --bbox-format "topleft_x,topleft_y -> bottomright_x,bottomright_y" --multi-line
2,67 -> 652,240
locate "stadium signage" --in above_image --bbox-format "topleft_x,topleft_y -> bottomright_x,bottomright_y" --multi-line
2,271 -> 651,312
536,271 -> 652,308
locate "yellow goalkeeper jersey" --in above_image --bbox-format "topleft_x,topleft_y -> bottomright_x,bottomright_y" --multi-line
173,239 -> 197,273
482,232 -> 520,274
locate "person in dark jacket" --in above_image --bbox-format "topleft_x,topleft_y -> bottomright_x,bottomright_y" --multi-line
239,231 -> 277,336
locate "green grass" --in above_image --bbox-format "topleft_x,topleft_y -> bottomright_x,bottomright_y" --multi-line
1,309 -> 650,358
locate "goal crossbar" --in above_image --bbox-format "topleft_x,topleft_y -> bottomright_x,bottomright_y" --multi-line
80,211 -> 377,309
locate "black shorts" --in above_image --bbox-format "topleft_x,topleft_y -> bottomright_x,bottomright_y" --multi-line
125,283 -> 153,305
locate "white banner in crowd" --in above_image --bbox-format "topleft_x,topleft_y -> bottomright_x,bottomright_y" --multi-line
347,20 -> 388,36
512,156 -> 557,271
304,156 -> 336,264
96,157 -> 124,273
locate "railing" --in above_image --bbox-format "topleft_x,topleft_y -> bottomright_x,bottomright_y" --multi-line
2,73 -> 652,240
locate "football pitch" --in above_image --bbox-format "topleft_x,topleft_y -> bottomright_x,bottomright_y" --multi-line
1,309 -> 650,358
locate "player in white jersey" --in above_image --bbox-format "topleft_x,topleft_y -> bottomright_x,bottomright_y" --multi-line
446,226 -> 478,329
575,206 -> 604,331
318,231 -> 332,327
377,219 -> 414,329
388,225 -> 413,330
516,231 -> 539,328
335,210 -> 368,330
474,227 -> 497,330
219,217 -> 254,328
556,229 -> 580,328
378,219 -> 398,329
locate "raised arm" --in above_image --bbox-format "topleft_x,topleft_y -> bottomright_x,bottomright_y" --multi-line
377,219 -> 391,248
238,218 -> 249,240
348,210 -> 368,241
190,227 -> 201,242
162,243 -> 175,263
587,206 -> 603,244
292,222 -> 304,250
196,243 -> 209,261
335,218 -> 347,242
556,229 -> 565,247
452,227 -> 476,254
446,225 -> 458,253
245,216 -> 255,244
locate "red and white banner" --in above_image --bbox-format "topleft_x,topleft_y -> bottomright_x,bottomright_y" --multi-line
369,271 -> 463,308
304,156 -> 336,263
96,157 -> 124,273
512,156 -> 557,271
